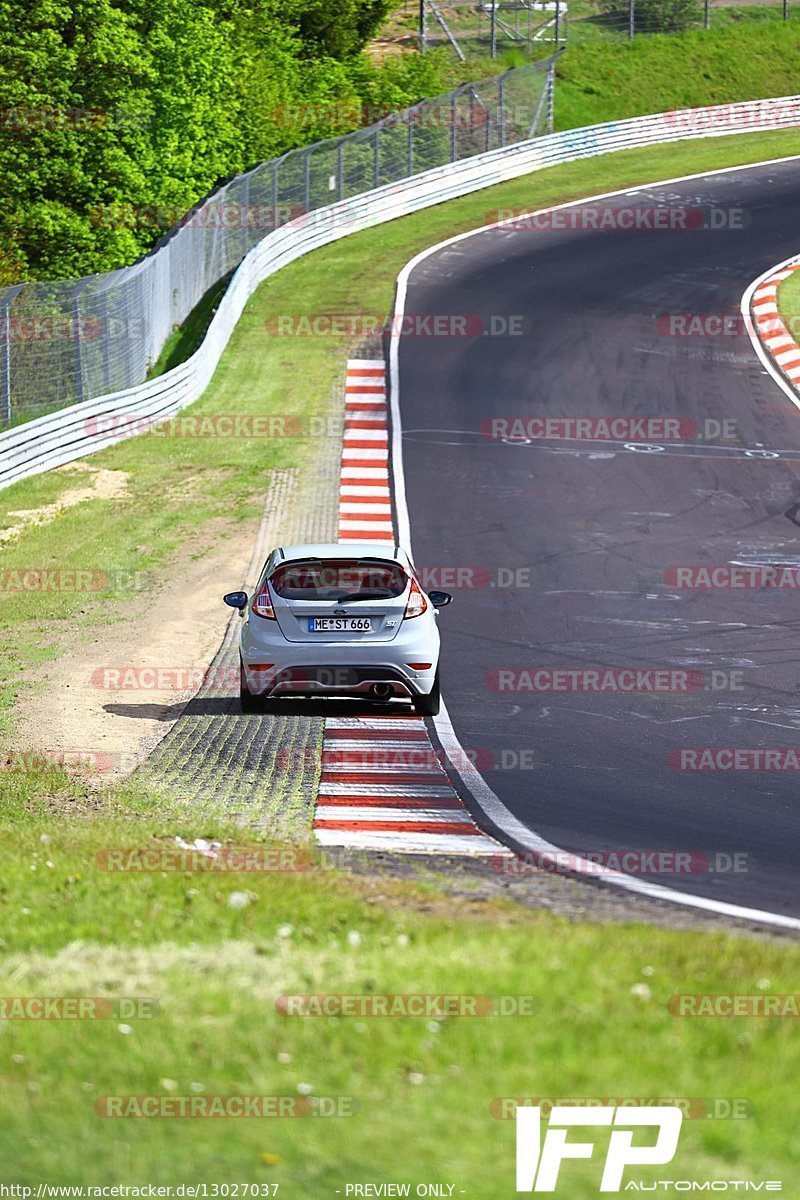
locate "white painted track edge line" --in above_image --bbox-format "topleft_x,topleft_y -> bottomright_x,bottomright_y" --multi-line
318,357 -> 502,855
314,806 -> 480,822
389,162 -> 800,933
742,251 -> 800,419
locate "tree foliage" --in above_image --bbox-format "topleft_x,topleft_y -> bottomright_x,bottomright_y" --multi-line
0,0 -> 448,281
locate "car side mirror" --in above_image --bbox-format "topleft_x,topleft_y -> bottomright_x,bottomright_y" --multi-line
224,590 -> 248,611
428,590 -> 453,608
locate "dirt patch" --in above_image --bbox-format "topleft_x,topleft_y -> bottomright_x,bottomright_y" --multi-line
366,36 -> 416,63
9,512 -> 260,784
0,463 -> 130,545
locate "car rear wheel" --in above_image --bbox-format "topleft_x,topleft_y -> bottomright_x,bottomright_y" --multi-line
413,668 -> 440,717
240,663 -> 262,713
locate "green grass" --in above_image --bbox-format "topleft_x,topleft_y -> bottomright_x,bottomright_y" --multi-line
556,2 -> 798,46
553,16 -> 800,128
2,128 -> 800,739
0,799 -> 799,1186
2,128 -> 800,1185
148,274 -> 233,379
777,263 -> 800,346
415,7 -> 800,125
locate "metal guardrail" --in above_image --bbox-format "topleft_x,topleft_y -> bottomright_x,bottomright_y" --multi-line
1,93 -> 799,493
0,58 -> 553,429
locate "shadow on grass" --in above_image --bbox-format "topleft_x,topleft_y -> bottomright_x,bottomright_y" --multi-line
146,271 -> 234,378
103,695 -> 417,719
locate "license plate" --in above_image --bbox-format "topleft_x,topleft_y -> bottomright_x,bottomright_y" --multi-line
309,617 -> 373,632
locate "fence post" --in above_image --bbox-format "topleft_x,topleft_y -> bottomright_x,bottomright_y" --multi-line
547,61 -> 555,134
3,56 -> 567,432
490,0 -> 498,57
72,292 -> 85,406
303,150 -> 311,216
784,0 -> 788,18
555,0 -> 561,43
100,289 -> 111,394
704,0 -> 710,28
241,169 -> 252,256
0,291 -> 12,426
419,0 -> 426,51
628,0 -> 634,37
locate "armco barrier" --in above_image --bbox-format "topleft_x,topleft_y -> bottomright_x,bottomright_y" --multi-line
1,95 -> 799,493
0,59 -> 554,426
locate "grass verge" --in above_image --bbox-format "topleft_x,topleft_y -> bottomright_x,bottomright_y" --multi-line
3,126 -> 800,742
553,16 -> 800,129
0,799 -> 798,1186
147,275 -> 234,379
413,12 -> 800,129
777,262 -> 800,349
1,127 -> 799,1185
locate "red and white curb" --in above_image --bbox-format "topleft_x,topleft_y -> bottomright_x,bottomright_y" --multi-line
750,262 -> 800,385
339,359 -> 392,542
314,717 -> 503,854
314,358 -> 506,855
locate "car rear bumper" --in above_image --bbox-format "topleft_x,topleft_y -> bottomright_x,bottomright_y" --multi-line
241,661 -> 436,699
240,620 -> 439,698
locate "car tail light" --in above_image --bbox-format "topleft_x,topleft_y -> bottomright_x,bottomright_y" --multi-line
249,663 -> 274,670
403,579 -> 428,620
252,583 -> 276,620
407,662 -> 432,670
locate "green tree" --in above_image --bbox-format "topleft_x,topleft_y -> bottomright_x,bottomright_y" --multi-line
0,0 -> 446,281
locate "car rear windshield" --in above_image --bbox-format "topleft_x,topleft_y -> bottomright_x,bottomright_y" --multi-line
269,558 -> 408,600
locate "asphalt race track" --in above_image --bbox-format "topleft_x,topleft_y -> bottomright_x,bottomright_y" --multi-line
397,159 -> 800,919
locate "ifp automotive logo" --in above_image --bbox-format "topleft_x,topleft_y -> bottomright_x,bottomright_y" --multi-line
515,1105 -> 683,1192
513,1105 -> 782,1192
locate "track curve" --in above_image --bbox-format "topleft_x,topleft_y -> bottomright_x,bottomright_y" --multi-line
394,158 -> 800,921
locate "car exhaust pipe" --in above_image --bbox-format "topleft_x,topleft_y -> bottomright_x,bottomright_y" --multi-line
371,682 -> 393,700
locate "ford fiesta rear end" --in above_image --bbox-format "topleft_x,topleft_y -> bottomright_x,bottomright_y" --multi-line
223,542 -> 451,716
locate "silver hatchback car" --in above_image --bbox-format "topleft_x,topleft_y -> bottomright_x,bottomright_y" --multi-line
223,542 -> 452,715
